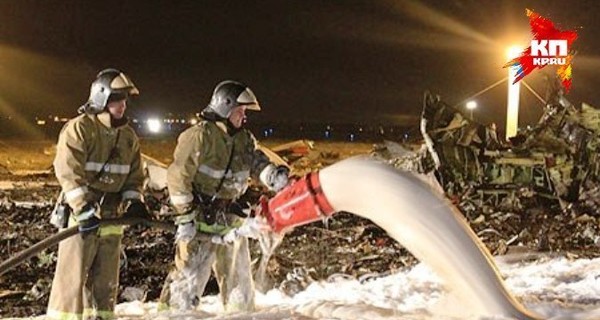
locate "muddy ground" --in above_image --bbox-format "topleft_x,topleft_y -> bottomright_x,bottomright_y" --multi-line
1,139 -> 600,317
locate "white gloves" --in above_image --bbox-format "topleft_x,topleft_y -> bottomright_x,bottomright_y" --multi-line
175,222 -> 196,242
259,164 -> 290,192
211,217 -> 271,244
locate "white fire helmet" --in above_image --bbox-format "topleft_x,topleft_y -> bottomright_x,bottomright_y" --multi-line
80,68 -> 139,114
205,80 -> 260,118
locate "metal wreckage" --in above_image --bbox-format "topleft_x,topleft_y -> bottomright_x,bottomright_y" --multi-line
382,79 -> 600,217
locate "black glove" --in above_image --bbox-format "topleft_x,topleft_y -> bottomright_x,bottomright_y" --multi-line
79,216 -> 101,234
123,200 -> 152,219
228,201 -> 250,218
77,202 -> 100,234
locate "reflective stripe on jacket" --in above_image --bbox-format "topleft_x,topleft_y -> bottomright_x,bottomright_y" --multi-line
53,112 -> 144,214
168,121 -> 271,213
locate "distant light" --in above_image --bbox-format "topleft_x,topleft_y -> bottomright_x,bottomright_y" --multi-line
147,119 -> 162,133
506,45 -> 522,139
53,116 -> 60,122
325,130 -> 331,139
190,118 -> 198,125
466,101 -> 477,110
36,120 -> 46,126
349,133 -> 355,141
506,45 -> 522,59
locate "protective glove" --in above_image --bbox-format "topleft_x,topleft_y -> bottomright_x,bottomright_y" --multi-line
211,217 -> 271,244
175,222 -> 196,242
77,202 -> 101,235
261,164 -> 290,192
123,199 -> 152,219
228,201 -> 251,218
174,204 -> 198,242
271,165 -> 290,192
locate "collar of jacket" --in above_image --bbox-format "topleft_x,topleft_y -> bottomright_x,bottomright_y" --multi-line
200,111 -> 241,136
96,112 -> 129,128
215,121 -> 229,134
215,120 -> 243,136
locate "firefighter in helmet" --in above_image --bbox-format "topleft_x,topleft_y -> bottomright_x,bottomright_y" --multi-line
47,68 -> 150,320
159,80 -> 289,312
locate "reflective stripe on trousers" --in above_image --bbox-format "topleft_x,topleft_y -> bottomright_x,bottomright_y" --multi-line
46,309 -> 82,320
46,308 -> 115,320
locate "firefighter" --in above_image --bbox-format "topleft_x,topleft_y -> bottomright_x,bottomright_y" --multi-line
159,80 -> 289,312
47,68 -> 150,320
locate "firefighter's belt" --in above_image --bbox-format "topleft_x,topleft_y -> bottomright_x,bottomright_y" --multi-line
196,220 -> 242,236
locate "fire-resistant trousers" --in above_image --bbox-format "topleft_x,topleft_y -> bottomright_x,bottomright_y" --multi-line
46,229 -> 123,320
159,235 -> 255,312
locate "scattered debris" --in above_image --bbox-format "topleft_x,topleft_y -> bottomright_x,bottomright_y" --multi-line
3,95 -> 600,317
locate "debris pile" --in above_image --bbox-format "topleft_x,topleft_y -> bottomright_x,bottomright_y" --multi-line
373,80 -> 600,258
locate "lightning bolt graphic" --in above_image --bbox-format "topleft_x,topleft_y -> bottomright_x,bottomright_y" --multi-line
504,9 -> 578,92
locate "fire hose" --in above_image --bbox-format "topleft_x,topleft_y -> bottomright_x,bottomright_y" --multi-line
0,172 -> 334,277
0,217 -> 176,277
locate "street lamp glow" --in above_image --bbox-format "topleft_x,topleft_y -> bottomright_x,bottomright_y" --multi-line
147,118 -> 162,133
506,46 -> 522,59
506,45 -> 521,139
465,101 -> 477,119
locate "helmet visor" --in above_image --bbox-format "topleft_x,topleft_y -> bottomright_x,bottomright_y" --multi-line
237,88 -> 260,111
110,72 -> 140,96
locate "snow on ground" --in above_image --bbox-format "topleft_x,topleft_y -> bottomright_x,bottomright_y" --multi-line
103,255 -> 600,319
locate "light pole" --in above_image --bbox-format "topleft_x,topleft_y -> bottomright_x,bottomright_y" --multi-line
466,101 -> 477,120
506,46 -> 522,139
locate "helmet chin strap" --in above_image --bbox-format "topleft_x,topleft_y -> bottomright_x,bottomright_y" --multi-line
200,109 -> 224,122
77,102 -> 103,115
77,104 -> 87,114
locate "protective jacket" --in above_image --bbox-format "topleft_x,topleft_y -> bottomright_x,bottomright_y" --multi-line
161,119 -> 272,312
54,112 -> 144,214
167,120 -> 271,213
48,111 -> 143,320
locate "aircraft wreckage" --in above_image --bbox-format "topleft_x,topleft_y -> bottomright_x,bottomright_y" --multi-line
383,80 -> 600,216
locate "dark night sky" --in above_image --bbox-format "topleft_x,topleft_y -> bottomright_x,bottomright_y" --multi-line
1,0 -> 599,129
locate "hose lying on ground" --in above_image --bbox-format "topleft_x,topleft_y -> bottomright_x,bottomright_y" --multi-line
0,217 -> 175,277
